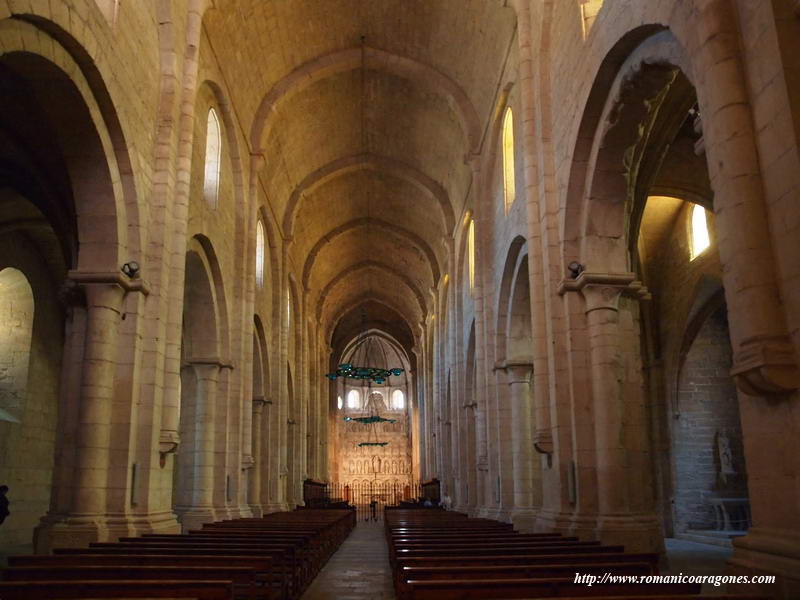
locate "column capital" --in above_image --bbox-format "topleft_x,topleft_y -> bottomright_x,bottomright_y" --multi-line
68,269 -> 150,296
184,358 -> 224,379
558,271 -> 650,312
504,359 -> 534,384
730,334 -> 800,395
253,396 -> 266,413
534,428 -> 554,455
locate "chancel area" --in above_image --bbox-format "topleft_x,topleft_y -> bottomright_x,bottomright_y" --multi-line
0,1 -> 799,599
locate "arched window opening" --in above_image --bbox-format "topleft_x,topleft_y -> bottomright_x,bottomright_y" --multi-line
690,204 -> 710,260
94,0 -> 120,27
346,389 -> 361,410
391,389 -> 405,411
467,218 -> 476,293
204,108 -> 222,209
502,107 -> 516,214
579,0 -> 604,39
255,220 -> 265,288
337,395 -> 343,410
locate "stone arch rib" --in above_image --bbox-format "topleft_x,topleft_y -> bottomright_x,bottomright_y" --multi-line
302,217 -> 441,289
250,46 -> 481,157
316,261 -> 428,323
284,153 -> 454,236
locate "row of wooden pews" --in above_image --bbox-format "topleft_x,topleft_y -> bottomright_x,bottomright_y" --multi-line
0,508 -> 355,600
385,508 -> 768,600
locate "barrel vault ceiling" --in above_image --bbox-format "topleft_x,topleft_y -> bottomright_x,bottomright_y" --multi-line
205,0 -> 517,351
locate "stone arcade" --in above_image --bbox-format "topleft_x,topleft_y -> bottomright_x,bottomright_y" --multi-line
0,1 -> 798,598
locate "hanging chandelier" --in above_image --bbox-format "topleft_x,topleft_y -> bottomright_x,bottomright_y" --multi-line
326,364 -> 403,384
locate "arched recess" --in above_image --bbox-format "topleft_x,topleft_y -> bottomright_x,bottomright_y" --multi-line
1,19 -> 134,551
461,321 -> 479,510
173,239 -> 222,528
1,17 -> 142,271
495,236 -> 528,360
202,79 -> 248,260
0,262 -> 61,552
562,26 -> 691,269
284,154 -> 453,236
250,46 -> 481,158
566,24 -> 743,551
253,315 -> 269,399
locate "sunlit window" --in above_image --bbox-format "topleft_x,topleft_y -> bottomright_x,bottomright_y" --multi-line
391,389 -> 405,411
337,395 -> 343,410
579,0 -> 604,39
502,108 -> 515,214
467,218 -> 476,292
256,220 -> 265,288
204,108 -> 222,208
346,389 -> 360,409
690,204 -> 710,260
95,0 -> 120,27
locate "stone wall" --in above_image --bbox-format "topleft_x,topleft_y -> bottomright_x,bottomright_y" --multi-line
674,305 -> 745,532
0,233 -> 63,552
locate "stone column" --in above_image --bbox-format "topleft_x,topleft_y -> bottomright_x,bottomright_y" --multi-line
174,360 -> 219,531
248,396 -> 265,516
34,272 -> 142,551
506,361 -> 538,531
576,275 -> 661,553
71,281 -> 125,520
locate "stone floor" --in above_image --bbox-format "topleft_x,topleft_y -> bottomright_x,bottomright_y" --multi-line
301,520 -> 395,600
664,537 -> 734,595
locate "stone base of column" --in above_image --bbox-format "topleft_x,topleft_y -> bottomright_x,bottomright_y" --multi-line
564,513 -> 600,541
728,527 -> 800,599
262,502 -> 290,514
175,507 -> 217,532
489,507 -> 513,523
533,508 -> 578,535
594,513 -> 663,554
130,510 -> 182,537
33,515 -> 113,553
510,508 -> 539,532
248,504 -> 264,518
224,504 -> 254,520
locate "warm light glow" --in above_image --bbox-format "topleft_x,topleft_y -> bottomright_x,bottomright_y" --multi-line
467,218 -> 476,291
391,389 -> 405,410
690,203 -> 710,259
286,289 -> 291,324
502,108 -> 516,214
255,220 -> 265,288
346,389 -> 360,409
337,395 -> 343,410
204,108 -> 222,208
579,0 -> 604,39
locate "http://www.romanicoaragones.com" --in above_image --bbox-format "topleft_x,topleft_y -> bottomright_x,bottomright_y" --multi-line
574,572 -> 775,587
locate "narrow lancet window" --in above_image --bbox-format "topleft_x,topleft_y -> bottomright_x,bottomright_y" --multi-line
204,108 -> 222,208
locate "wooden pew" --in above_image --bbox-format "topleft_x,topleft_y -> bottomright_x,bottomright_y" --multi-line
0,565 -> 261,600
403,577 -> 702,599
0,508 -> 355,600
0,579 -> 233,599
7,553 -> 284,598
395,562 -> 655,599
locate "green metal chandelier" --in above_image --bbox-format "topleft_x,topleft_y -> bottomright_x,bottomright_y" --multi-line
326,364 -> 403,384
